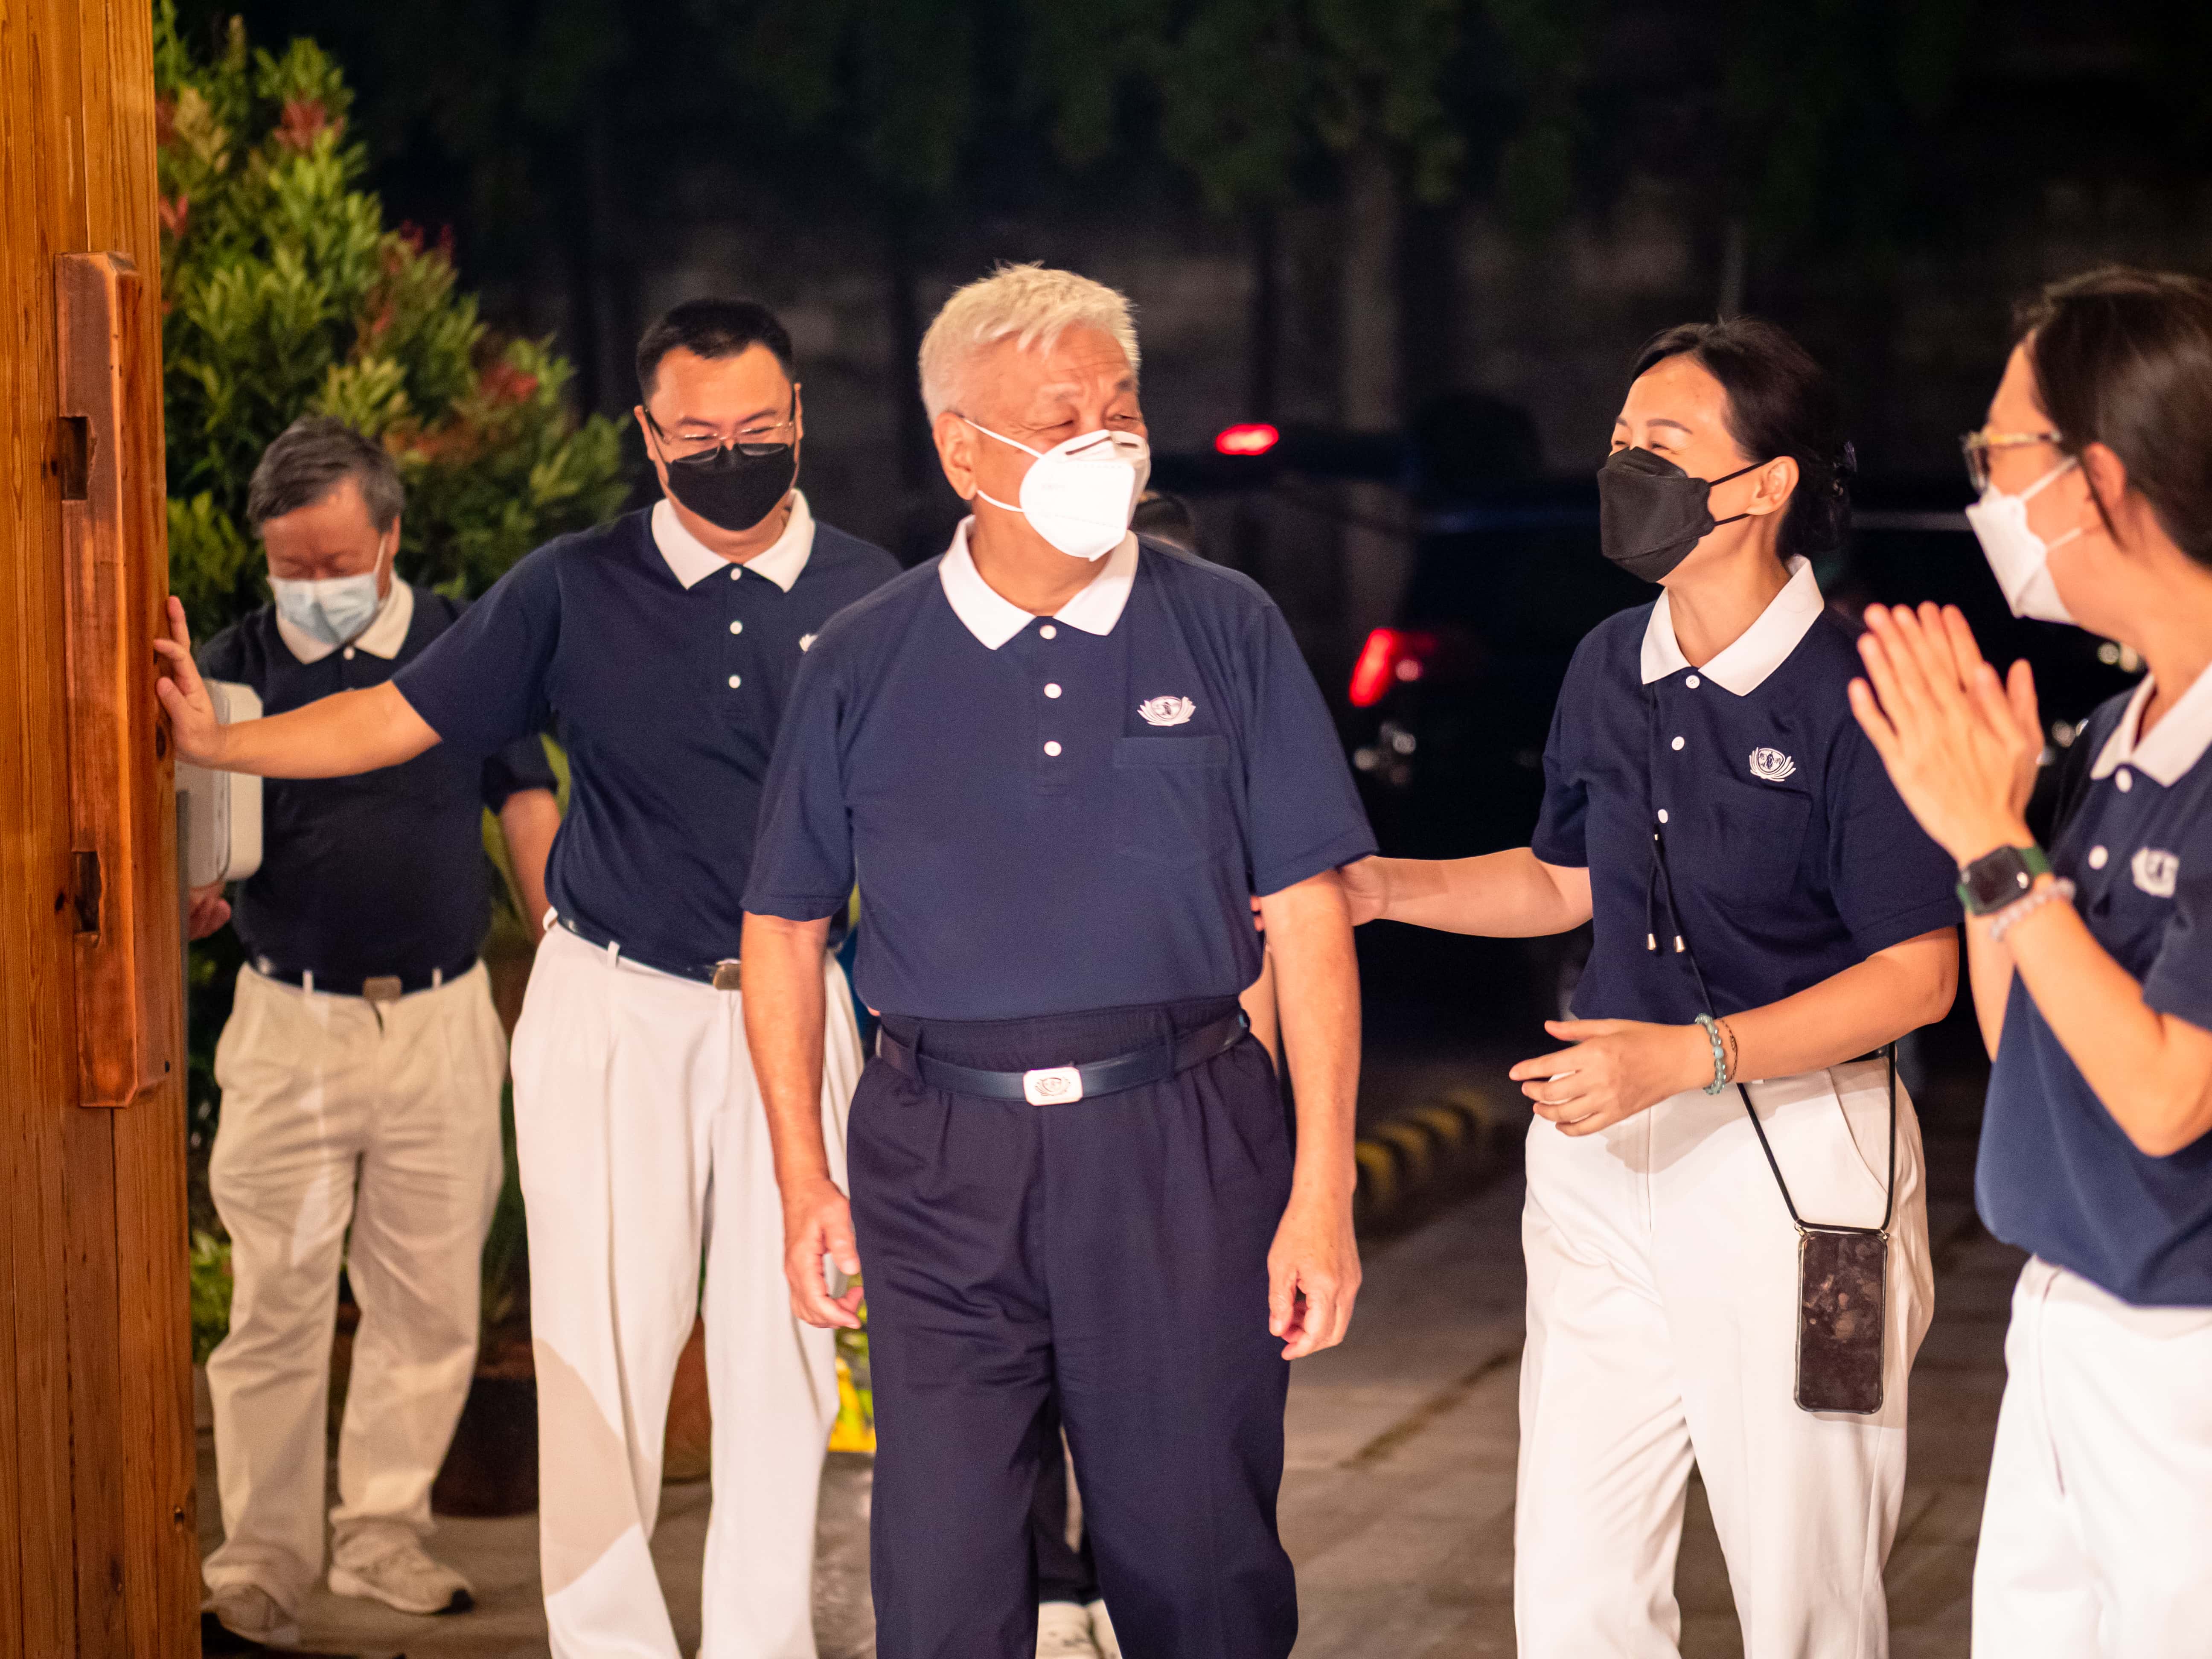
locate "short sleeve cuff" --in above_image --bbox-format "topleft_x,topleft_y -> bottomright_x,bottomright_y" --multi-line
1846,894 -> 1962,960
742,892 -> 852,923
1253,827 -> 1379,899
390,676 -> 461,744
2143,965 -> 2212,1039
1531,826 -> 1588,870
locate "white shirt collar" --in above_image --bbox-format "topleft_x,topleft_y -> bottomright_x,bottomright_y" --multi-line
276,576 -> 413,664
2089,658 -> 2212,786
936,518 -> 1140,650
1639,555 -> 1825,695
651,490 -> 814,592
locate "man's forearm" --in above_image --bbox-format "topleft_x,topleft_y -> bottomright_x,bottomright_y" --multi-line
1261,872 -> 1361,1201
212,682 -> 440,777
740,913 -> 835,1189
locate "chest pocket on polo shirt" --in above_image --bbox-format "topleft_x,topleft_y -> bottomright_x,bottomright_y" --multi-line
1114,734 -> 1231,868
1699,776 -> 1814,906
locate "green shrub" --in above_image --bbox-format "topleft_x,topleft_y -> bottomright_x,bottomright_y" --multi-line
189,1231 -> 235,1366
153,0 -> 629,640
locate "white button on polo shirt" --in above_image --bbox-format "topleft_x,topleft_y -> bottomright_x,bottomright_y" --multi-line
1671,736 -> 1685,751
728,675 -> 742,689
1043,741 -> 1062,757
1045,684 -> 1062,698
1040,625 -> 1058,640
729,620 -> 743,634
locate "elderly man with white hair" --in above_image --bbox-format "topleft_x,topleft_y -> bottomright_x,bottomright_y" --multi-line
743,264 -> 1373,1659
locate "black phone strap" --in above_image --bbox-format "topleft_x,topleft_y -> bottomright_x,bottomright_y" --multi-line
1651,825 -> 1898,1240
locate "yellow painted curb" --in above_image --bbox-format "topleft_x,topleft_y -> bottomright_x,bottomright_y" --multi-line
1353,1139 -> 1399,1209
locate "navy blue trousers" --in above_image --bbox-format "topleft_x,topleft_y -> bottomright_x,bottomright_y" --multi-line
852,998 -> 1298,1659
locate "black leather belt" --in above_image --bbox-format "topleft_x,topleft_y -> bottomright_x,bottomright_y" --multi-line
253,954 -> 476,1002
556,912 -> 741,990
876,1011 -> 1249,1105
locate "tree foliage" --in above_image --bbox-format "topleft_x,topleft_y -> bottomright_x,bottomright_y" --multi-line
154,0 -> 628,637
694,0 -> 1467,212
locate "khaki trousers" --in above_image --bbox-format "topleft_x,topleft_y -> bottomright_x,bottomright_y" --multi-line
203,961 -> 506,1608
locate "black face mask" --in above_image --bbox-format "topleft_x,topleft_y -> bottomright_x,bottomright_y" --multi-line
1596,446 -> 1765,582
651,408 -> 799,534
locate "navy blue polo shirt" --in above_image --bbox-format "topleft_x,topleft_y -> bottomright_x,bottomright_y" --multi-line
744,527 -> 1376,1020
197,583 -> 558,984
393,495 -> 899,975
1979,669 -> 2212,1307
1533,559 -> 1959,1024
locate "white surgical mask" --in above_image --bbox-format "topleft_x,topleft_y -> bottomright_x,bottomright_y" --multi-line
271,538 -> 390,646
963,419 -> 1150,561
1965,457 -> 2082,624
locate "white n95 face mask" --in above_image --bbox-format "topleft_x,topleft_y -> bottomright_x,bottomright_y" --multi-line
270,533 -> 392,646
964,419 -> 1150,561
1965,457 -> 2082,624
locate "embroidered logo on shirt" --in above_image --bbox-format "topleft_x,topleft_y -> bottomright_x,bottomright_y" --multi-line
1138,696 -> 1197,727
799,633 -> 817,652
2131,847 -> 2180,899
1748,746 -> 1797,783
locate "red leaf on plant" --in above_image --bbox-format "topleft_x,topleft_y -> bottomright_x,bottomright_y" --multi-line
274,98 -> 332,154
159,195 -> 191,240
480,362 -> 540,405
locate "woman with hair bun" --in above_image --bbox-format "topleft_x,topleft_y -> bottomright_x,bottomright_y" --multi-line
1345,318 -> 1961,1656
1850,266 -> 2212,1659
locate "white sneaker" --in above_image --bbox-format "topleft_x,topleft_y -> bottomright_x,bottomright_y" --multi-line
1037,1598 -> 1103,1657
1089,1598 -> 1122,1659
203,1582 -> 300,1649
327,1534 -> 474,1615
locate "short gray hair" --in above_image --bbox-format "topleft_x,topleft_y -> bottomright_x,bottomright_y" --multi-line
247,416 -> 404,533
918,263 -> 1141,420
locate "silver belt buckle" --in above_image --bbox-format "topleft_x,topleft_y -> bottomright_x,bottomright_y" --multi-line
711,960 -> 742,992
1022,1065 -> 1083,1106
362,975 -> 403,1006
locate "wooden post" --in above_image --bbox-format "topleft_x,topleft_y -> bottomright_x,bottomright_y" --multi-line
0,0 -> 199,1653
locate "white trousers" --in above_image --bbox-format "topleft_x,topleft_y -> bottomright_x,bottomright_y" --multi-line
1972,1257 -> 2212,1658
203,962 -> 507,1608
1515,1059 -> 1934,1659
512,925 -> 863,1659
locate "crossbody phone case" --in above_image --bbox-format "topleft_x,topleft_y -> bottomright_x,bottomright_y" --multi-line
1653,824 -> 1897,1415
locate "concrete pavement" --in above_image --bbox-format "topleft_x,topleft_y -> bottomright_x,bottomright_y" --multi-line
198,1112 -> 2017,1658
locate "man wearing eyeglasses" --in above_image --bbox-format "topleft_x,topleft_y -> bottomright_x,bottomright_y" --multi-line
155,299 -> 899,1659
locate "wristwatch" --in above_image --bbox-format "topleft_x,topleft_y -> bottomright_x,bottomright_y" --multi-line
1956,844 -> 2052,916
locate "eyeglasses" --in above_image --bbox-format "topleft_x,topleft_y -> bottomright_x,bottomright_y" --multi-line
644,394 -> 800,461
1960,427 -> 2064,492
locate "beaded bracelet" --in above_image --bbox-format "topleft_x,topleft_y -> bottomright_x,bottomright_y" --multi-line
1693,1013 -> 1729,1095
1988,877 -> 2077,945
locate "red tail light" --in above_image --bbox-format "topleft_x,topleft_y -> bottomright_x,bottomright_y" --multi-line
1349,628 -> 1431,707
1214,422 -> 1281,456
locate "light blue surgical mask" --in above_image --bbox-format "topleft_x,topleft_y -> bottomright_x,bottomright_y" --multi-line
271,540 -> 390,646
